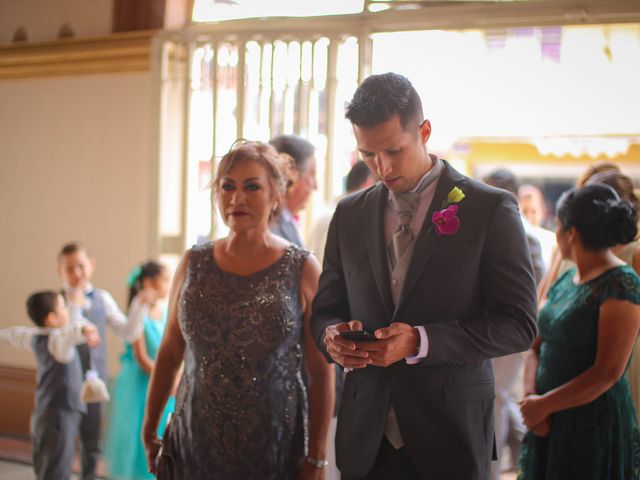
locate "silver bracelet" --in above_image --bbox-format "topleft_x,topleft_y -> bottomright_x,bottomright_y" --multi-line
305,456 -> 329,469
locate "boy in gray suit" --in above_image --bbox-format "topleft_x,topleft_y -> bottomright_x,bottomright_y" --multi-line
57,242 -> 145,479
27,290 -> 100,480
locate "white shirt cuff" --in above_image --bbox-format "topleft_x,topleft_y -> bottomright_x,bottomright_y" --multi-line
405,326 -> 428,364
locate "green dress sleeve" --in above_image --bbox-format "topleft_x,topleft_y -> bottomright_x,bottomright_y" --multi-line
595,266 -> 640,305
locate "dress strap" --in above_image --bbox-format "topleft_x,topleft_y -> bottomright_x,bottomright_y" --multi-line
277,245 -> 310,290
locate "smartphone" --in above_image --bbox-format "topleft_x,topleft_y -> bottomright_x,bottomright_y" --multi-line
340,330 -> 377,342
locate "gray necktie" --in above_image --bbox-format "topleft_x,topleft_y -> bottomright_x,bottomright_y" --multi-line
385,191 -> 424,450
390,191 -> 420,267
384,160 -> 442,450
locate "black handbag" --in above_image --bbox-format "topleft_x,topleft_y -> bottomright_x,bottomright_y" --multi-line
154,412 -> 177,479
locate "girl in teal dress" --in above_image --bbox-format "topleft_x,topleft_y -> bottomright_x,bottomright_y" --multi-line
518,184 -> 640,480
106,261 -> 176,479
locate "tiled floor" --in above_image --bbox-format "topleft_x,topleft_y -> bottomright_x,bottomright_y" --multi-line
0,434 -> 518,479
0,435 -> 106,478
0,460 -> 35,480
0,460 -> 518,480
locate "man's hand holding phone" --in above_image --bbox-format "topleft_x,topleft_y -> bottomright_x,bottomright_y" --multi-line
325,320 -> 421,369
324,320 -> 374,369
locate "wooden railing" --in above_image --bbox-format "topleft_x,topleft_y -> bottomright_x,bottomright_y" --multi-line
0,365 -> 36,437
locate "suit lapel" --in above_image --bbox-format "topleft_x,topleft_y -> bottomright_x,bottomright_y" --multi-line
394,161 -> 467,314
284,219 -> 303,246
364,184 -> 394,317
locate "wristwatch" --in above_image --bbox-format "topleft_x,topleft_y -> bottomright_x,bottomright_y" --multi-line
305,456 -> 329,468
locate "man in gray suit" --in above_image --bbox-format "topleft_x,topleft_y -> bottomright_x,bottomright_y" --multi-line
311,73 -> 537,479
269,134 -> 317,246
483,168 -> 545,479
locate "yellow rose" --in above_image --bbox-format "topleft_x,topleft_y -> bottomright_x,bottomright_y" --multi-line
447,186 -> 465,204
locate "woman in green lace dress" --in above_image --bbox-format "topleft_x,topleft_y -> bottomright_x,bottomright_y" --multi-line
518,183 -> 640,480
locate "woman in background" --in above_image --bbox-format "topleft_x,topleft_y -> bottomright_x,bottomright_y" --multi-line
537,162 -> 622,307
518,184 -> 640,479
540,167 -> 640,416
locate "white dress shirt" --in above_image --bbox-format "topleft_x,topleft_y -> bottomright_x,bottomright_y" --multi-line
64,283 -> 147,343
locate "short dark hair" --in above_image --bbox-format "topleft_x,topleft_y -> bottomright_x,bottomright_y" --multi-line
345,73 -> 424,130
58,242 -> 88,260
483,169 -> 520,196
345,161 -> 373,193
557,183 -> 638,251
269,135 -> 315,173
26,291 -> 59,327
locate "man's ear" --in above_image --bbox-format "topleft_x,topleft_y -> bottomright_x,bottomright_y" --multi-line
419,119 -> 431,144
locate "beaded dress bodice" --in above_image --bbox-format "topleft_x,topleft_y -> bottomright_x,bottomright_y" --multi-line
166,243 -> 309,479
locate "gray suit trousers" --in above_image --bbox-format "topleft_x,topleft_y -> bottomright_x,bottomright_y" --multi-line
31,408 -> 82,480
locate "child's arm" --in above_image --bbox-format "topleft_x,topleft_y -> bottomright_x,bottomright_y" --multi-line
101,291 -> 146,343
132,335 -> 155,375
0,326 -> 49,350
48,308 -> 100,363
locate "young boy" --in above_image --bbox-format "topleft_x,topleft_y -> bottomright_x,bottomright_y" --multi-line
27,290 -> 100,480
57,242 -> 145,480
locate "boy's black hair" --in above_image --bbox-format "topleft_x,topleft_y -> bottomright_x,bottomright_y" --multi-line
58,242 -> 88,260
26,291 -> 59,327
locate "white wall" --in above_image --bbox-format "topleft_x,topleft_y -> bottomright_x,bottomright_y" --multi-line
0,72 -> 153,373
0,0 -> 113,44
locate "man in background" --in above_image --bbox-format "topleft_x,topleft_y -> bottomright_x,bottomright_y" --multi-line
519,184 -> 556,270
269,134 -> 318,246
483,169 -> 545,480
309,161 -> 375,264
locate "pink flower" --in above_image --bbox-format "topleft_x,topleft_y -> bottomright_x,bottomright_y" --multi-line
432,204 -> 460,236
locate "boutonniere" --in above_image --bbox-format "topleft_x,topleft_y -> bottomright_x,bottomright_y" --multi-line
431,186 -> 465,236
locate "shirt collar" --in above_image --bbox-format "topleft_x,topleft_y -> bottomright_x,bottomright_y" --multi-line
62,283 -> 94,296
409,155 -> 443,193
280,207 -> 297,224
388,155 -> 443,203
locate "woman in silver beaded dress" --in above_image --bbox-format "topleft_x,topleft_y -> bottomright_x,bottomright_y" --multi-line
142,141 -> 335,480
